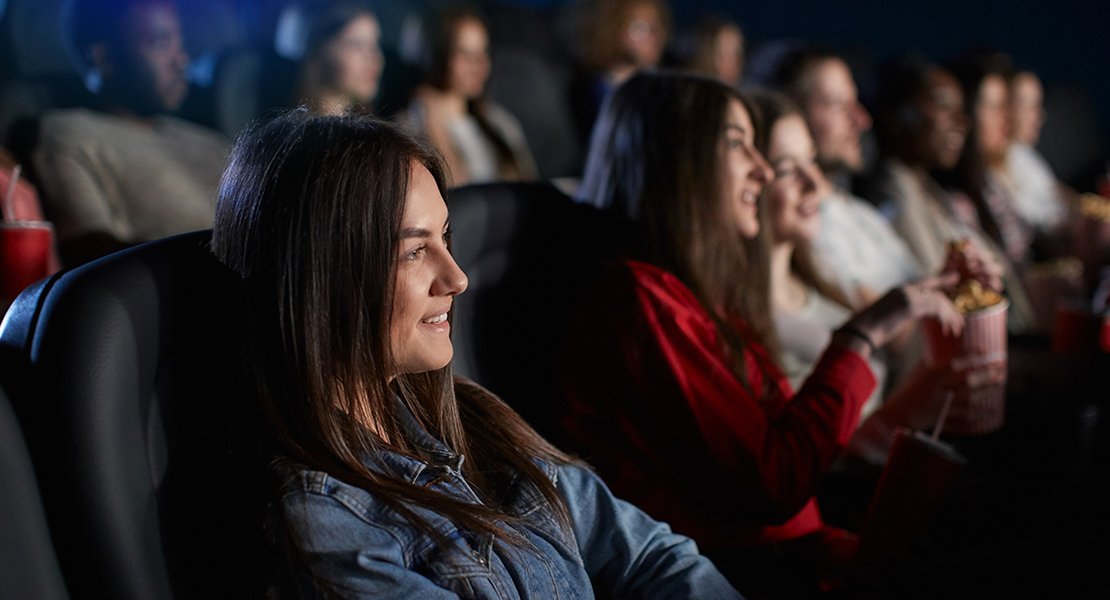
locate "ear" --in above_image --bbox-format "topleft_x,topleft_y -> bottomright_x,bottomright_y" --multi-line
87,42 -> 114,78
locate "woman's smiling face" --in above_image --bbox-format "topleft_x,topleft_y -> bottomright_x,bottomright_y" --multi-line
389,164 -> 468,376
766,115 -> 825,246
719,98 -> 773,239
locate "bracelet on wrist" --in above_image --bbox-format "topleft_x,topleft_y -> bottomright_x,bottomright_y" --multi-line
837,323 -> 877,354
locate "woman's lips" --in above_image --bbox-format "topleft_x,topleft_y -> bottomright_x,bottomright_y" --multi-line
422,312 -> 448,324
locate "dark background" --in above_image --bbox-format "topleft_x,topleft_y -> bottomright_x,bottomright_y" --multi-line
0,0 -> 1105,186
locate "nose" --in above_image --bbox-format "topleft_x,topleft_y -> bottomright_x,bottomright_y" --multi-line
749,146 -> 774,185
800,163 -> 821,195
435,252 -> 469,297
170,42 -> 189,74
853,101 -> 873,132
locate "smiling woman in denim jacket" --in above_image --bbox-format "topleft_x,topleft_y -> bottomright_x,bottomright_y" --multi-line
209,111 -> 739,599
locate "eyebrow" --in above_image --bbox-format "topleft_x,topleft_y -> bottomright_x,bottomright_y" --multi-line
399,219 -> 450,239
725,123 -> 748,136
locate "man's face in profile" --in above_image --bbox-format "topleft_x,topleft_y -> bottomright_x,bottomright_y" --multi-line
115,1 -> 189,114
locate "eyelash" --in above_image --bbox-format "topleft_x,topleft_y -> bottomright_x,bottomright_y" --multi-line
404,226 -> 452,261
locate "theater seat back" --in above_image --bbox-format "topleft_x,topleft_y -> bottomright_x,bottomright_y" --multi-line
448,182 -> 619,444
0,231 -> 265,600
0,383 -> 68,600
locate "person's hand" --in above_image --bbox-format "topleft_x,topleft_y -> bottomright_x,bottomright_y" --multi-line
942,363 -> 1006,426
867,361 -> 1005,434
837,274 -> 964,355
942,239 -> 1004,292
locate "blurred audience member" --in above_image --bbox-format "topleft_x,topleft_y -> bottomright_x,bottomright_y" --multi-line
572,0 -> 670,144
754,90 -> 966,463
945,52 -> 1034,268
402,4 -> 536,186
1005,69 -> 1069,235
294,2 -> 384,116
753,91 -> 884,413
774,48 -> 871,189
682,17 -> 744,87
35,0 -> 229,266
867,56 -> 1035,330
773,48 -> 921,306
867,56 -> 974,271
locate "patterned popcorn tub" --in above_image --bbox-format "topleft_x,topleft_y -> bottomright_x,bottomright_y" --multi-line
921,300 -> 1009,435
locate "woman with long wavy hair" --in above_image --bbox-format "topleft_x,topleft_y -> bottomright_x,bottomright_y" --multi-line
211,112 -> 739,599
561,71 -> 966,597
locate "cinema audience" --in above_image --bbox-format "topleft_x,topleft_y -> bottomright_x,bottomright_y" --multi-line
944,52 -> 1035,268
753,90 -> 978,464
401,4 -> 536,186
866,55 -> 1039,331
33,0 -> 229,266
562,71 -> 968,597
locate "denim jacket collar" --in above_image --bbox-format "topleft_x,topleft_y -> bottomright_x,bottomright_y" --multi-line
367,397 -> 465,485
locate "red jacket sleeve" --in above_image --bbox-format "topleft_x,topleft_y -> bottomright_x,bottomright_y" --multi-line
561,261 -> 875,535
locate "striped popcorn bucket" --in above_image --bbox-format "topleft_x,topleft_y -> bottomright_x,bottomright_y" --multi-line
921,300 -> 1009,435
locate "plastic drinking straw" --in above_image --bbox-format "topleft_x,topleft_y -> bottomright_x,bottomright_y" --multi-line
2,164 -> 21,222
931,391 -> 955,442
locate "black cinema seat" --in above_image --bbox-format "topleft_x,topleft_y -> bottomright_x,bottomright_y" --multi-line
0,382 -> 68,600
0,231 -> 266,600
447,182 -> 618,446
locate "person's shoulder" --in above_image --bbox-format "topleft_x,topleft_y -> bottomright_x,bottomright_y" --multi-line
482,101 -> 523,127
278,465 -> 398,530
615,260 -> 705,314
38,108 -> 122,143
842,191 -> 893,223
156,115 -> 231,147
617,259 -> 681,290
40,107 -> 109,127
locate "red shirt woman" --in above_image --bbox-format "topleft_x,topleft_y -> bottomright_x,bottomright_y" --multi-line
561,72 -> 966,595
563,259 -> 876,548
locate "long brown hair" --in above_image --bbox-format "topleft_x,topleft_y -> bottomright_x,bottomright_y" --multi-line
751,89 -> 854,312
578,70 -> 774,396
210,113 -> 571,561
